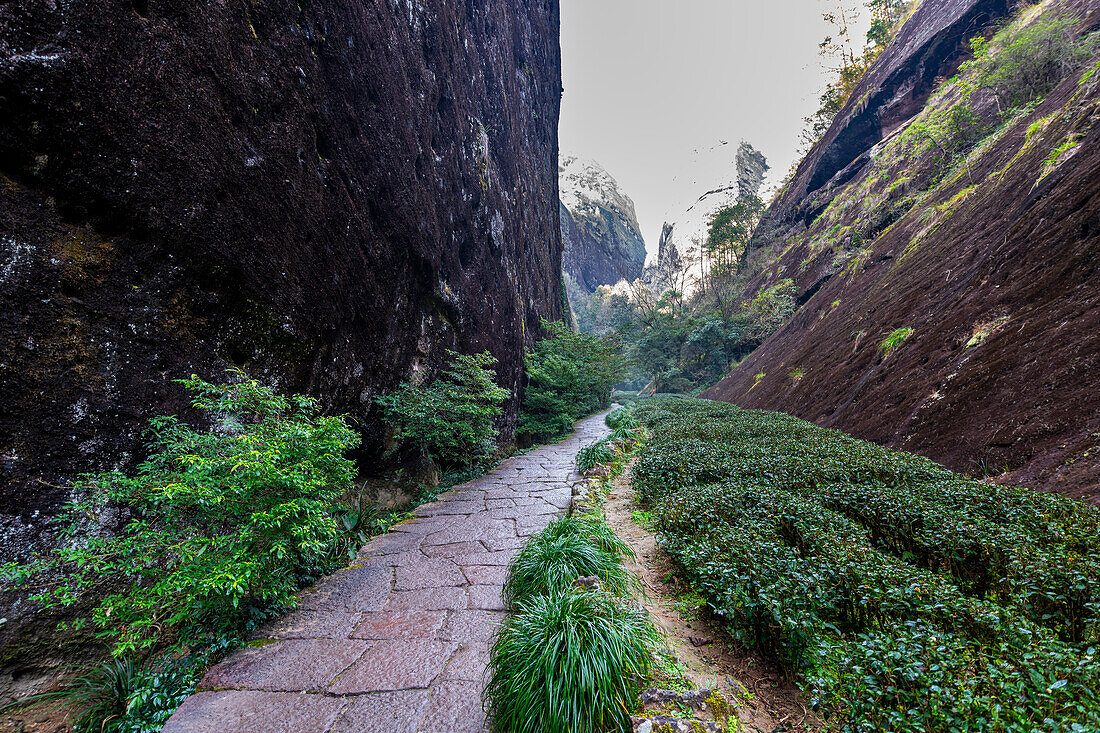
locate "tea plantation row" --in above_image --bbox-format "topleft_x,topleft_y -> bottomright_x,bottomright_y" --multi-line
631,399 -> 1099,732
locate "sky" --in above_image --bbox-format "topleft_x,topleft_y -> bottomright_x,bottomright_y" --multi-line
559,0 -> 870,256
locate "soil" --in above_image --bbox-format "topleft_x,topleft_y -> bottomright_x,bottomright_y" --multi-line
602,464 -> 822,733
0,702 -> 75,733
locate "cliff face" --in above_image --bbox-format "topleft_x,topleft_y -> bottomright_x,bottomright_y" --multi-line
559,155 -> 646,291
0,0 -> 563,562
706,0 -> 1100,501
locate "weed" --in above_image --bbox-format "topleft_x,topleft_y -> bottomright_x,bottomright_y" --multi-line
879,327 -> 914,357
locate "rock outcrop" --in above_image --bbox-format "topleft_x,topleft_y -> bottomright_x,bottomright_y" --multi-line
0,0 -> 563,563
706,0 -> 1100,501
559,155 -> 647,291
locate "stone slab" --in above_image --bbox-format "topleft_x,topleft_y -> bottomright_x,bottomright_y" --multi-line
438,610 -> 506,643
163,691 -> 347,733
328,640 -> 459,693
200,639 -> 369,692
351,611 -> 448,640
441,643 -> 491,683
394,558 -> 466,590
328,690 -> 432,733
385,586 -> 469,611
418,681 -> 489,733
298,567 -> 393,612
250,609 -> 362,641
461,565 -> 508,585
466,585 -> 507,612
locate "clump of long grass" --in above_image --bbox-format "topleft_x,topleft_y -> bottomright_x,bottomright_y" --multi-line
503,517 -> 637,605
577,439 -> 615,473
2,657 -> 141,732
540,514 -> 635,560
486,589 -> 660,733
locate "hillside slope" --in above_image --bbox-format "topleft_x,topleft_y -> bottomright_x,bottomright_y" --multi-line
706,0 -> 1100,502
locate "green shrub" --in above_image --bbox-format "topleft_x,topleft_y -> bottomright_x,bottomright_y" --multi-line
11,638 -> 236,733
503,517 -> 636,606
969,12 -> 1100,110
519,320 -> 627,443
632,399 -> 1100,732
605,406 -> 638,431
486,589 -> 659,733
375,350 -> 508,467
3,373 -> 361,656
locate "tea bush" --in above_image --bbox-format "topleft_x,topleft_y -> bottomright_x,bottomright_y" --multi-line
632,399 -> 1100,731
376,350 -> 508,467
3,372 -> 361,657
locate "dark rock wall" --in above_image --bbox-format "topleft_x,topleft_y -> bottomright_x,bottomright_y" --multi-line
706,0 -> 1100,501
0,0 -> 564,560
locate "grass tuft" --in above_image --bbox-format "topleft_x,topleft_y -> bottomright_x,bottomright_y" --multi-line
486,589 -> 660,733
503,517 -> 637,605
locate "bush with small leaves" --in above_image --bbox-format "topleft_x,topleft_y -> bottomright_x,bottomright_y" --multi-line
631,398 -> 1100,731
375,350 -> 508,468
2,372 -> 361,657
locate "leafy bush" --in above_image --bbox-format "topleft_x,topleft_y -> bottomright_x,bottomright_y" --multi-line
486,589 -> 659,733
969,12 -> 1100,110
744,278 -> 797,337
503,516 -> 635,606
376,350 -> 508,467
605,406 -> 638,431
519,320 -> 627,443
632,399 -> 1100,732
4,373 -> 360,656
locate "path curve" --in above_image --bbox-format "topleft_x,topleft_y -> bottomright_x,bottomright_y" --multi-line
164,410 -> 612,733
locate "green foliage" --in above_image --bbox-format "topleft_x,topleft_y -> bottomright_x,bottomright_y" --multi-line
631,399 -> 1100,732
503,516 -> 636,606
486,589 -> 660,733
744,279 -> 797,337
879,326 -> 914,356
17,638 -> 238,733
967,12 -> 1099,110
3,372 -> 361,656
704,195 -> 764,277
799,1 -> 911,154
576,440 -> 616,474
376,350 -> 508,468
519,320 -> 627,443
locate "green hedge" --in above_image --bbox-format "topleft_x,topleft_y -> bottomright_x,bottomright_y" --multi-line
632,399 -> 1100,732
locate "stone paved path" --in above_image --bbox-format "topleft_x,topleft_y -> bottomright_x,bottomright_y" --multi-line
164,410 -> 612,733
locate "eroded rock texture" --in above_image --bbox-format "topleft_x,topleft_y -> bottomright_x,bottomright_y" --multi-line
707,0 -> 1100,501
559,155 -> 646,291
0,0 -> 563,561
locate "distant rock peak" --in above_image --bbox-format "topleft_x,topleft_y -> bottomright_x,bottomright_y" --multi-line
559,155 -> 646,292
